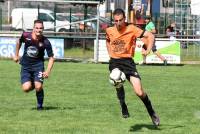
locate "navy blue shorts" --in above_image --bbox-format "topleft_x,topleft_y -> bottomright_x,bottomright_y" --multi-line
20,64 -> 44,84
109,58 -> 141,81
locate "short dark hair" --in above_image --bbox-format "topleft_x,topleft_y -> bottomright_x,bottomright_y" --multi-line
34,19 -> 43,25
113,8 -> 125,18
144,15 -> 151,20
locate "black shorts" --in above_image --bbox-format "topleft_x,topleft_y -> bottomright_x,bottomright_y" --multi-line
109,58 -> 141,81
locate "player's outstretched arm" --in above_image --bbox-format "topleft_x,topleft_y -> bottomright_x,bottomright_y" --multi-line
13,39 -> 21,63
43,56 -> 54,78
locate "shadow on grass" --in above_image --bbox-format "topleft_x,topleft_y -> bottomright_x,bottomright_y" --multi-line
137,63 -> 185,66
31,106 -> 77,111
129,123 -> 185,132
129,124 -> 161,132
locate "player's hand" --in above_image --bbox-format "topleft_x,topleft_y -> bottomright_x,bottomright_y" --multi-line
13,56 -> 19,63
42,71 -> 49,79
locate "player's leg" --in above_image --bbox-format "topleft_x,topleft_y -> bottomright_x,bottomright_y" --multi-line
140,37 -> 151,64
116,86 -> 130,118
21,67 -> 35,92
109,58 -> 129,118
141,49 -> 147,64
129,76 -> 160,126
141,46 -> 147,64
21,82 -> 33,92
153,51 -> 165,61
152,46 -> 167,65
34,69 -> 44,110
35,81 -> 44,110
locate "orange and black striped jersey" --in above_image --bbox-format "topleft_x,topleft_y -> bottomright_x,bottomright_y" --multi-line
106,24 -> 143,58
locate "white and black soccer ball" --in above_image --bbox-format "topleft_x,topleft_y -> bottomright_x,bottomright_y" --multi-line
109,68 -> 126,88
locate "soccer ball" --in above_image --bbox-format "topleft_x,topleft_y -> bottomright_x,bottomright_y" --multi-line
109,68 -> 126,88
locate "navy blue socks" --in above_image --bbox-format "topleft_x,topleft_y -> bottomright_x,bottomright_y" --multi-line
36,89 -> 44,109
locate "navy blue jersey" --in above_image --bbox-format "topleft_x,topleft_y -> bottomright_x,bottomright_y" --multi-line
19,32 -> 54,66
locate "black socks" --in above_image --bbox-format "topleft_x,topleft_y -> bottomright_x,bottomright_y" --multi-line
116,86 -> 130,118
140,94 -> 155,116
36,89 -> 44,108
116,86 -> 125,105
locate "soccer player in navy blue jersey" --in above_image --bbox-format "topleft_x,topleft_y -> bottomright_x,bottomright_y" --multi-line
13,19 -> 54,110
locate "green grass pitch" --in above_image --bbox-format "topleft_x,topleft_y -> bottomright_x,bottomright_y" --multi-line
0,60 -> 200,134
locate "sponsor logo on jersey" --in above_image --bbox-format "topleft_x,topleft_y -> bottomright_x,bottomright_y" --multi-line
25,38 -> 31,41
39,42 -> 43,47
27,46 -> 39,58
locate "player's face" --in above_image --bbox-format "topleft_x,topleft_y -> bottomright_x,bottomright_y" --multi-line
171,22 -> 175,27
145,19 -> 149,23
33,23 -> 44,37
113,14 -> 125,31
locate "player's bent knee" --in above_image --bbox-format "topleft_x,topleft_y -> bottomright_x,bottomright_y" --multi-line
34,82 -> 43,91
135,91 -> 145,97
34,85 -> 43,91
22,86 -> 32,92
22,82 -> 32,92
22,82 -> 33,92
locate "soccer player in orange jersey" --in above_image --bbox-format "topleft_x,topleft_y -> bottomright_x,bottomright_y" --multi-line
106,8 -> 160,126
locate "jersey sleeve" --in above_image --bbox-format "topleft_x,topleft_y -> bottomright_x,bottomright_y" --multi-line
19,32 -> 31,44
105,29 -> 110,42
149,22 -> 155,29
132,25 -> 144,38
19,32 -> 26,44
44,39 -> 54,57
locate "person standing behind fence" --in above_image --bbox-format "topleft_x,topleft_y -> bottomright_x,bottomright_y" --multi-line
13,19 -> 54,110
106,8 -> 160,126
166,22 -> 176,36
141,16 -> 167,65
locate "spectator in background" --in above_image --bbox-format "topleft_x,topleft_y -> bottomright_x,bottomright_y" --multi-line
166,22 -> 187,48
135,5 -> 146,29
141,16 -> 167,65
166,22 -> 176,38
